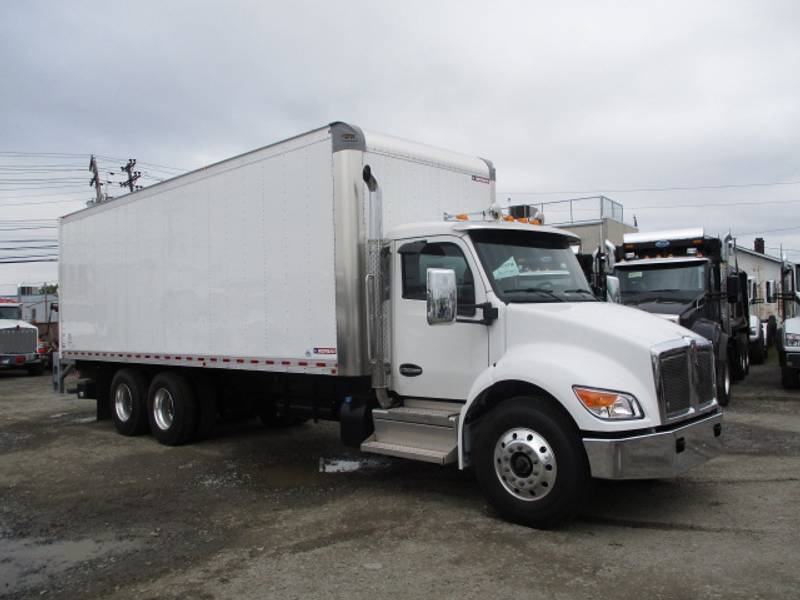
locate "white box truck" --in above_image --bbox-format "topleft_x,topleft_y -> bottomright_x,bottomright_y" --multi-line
57,122 -> 723,527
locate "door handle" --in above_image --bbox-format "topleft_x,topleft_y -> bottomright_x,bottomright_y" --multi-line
399,363 -> 423,377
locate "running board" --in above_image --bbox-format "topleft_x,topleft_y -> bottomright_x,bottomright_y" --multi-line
360,405 -> 460,465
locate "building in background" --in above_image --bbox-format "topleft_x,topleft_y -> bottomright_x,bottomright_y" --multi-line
734,238 -> 792,323
538,196 -> 638,252
6,284 -> 59,344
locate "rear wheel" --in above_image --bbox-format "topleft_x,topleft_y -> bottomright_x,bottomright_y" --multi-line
474,396 -> 589,529
782,367 -> 800,390
110,368 -> 150,435
147,372 -> 197,446
730,347 -> 746,382
717,358 -> 731,406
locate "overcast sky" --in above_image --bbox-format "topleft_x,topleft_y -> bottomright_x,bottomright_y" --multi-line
1,0 -> 799,293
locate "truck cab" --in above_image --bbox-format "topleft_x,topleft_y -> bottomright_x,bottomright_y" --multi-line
360,215 -> 723,526
0,302 -> 43,375
611,229 -> 751,405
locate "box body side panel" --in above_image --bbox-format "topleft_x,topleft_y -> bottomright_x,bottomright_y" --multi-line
59,129 -> 338,363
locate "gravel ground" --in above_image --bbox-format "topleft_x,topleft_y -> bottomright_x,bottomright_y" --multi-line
1,356 -> 799,600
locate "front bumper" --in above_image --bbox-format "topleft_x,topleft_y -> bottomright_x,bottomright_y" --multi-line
0,354 -> 41,368
582,411 -> 723,479
780,349 -> 800,369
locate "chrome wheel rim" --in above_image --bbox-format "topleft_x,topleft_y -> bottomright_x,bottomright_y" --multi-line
724,365 -> 731,397
153,388 -> 175,431
114,383 -> 133,422
493,427 -> 557,501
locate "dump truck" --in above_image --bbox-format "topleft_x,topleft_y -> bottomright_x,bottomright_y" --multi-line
57,123 -> 723,527
613,229 -> 751,406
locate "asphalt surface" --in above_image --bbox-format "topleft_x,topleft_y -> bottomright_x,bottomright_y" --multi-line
1,357 -> 799,600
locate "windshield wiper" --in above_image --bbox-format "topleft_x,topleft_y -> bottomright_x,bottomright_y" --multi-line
562,288 -> 596,297
503,287 -> 565,302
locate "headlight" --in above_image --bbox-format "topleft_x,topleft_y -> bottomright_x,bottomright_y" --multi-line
786,333 -> 800,347
573,386 -> 644,420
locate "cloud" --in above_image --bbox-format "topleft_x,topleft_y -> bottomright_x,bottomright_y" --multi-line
1,0 -> 799,290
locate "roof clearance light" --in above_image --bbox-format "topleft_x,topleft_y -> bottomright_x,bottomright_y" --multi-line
503,215 -> 515,222
515,217 -> 529,224
455,214 -> 469,221
530,218 -> 542,225
692,239 -> 703,245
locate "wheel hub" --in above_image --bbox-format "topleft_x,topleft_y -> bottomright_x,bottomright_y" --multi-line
114,383 -> 133,422
153,388 -> 175,431
494,427 -> 557,502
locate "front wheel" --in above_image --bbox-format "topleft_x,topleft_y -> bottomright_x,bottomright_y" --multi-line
474,396 -> 589,529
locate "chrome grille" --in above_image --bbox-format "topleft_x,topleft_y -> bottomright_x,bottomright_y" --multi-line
695,348 -> 715,404
654,339 -> 717,422
660,350 -> 691,415
0,327 -> 37,354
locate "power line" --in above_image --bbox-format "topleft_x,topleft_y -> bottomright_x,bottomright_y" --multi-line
735,225 -> 800,236
502,179 -> 800,196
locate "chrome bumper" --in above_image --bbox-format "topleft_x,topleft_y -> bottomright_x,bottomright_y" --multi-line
582,412 -> 723,479
0,353 -> 40,367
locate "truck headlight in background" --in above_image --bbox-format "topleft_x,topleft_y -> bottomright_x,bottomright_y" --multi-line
573,386 -> 644,420
786,333 -> 800,348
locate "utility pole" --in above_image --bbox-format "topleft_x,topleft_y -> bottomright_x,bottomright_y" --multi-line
120,159 -> 141,193
89,155 -> 104,204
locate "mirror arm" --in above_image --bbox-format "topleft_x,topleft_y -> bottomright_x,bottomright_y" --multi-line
457,302 -> 498,325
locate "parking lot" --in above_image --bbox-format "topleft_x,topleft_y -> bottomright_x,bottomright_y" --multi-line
1,360 -> 798,600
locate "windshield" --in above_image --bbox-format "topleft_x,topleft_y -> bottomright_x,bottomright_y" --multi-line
0,306 -> 22,320
470,229 -> 595,303
615,261 -> 707,303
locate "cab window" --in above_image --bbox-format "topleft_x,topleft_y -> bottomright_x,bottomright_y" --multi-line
401,242 -> 476,316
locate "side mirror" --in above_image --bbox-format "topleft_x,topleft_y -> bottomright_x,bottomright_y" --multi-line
604,240 -> 617,272
605,275 -> 621,303
426,268 -> 457,325
726,275 -> 741,302
766,280 -> 777,303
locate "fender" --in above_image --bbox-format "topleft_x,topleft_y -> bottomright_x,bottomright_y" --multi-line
457,342 -> 658,468
691,319 -> 727,362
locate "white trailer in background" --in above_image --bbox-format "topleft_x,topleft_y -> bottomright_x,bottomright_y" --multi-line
58,122 -> 723,528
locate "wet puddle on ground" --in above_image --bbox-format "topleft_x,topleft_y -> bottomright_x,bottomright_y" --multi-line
195,456 -> 393,489
0,535 -> 137,595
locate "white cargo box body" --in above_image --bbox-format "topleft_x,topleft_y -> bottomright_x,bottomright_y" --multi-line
59,123 -> 495,376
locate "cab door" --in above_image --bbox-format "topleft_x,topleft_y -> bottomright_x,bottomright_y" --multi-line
391,236 -> 490,400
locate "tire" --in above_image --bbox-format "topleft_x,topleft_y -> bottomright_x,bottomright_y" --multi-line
191,374 -> 218,441
782,367 -> 800,390
147,372 -> 197,446
744,348 -> 750,375
474,396 -> 590,529
717,358 -> 731,407
110,368 -> 150,436
730,347 -> 746,382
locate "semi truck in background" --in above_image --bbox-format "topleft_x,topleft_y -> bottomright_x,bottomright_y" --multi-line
0,300 -> 44,375
776,261 -> 800,389
56,122 -> 723,528
612,229 -> 751,406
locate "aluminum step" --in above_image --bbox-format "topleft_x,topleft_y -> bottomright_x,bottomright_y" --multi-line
360,405 -> 460,465
371,406 -> 459,427
360,439 -> 457,465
